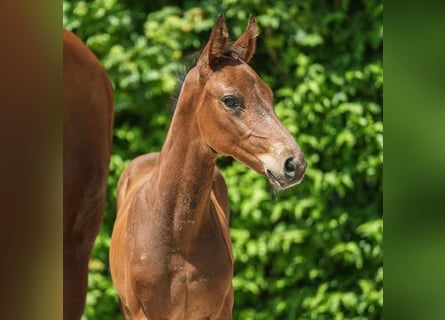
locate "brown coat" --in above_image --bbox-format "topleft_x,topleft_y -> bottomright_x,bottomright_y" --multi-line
110,15 -> 306,320
63,29 -> 114,320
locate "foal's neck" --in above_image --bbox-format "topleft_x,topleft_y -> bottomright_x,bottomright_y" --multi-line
155,74 -> 217,245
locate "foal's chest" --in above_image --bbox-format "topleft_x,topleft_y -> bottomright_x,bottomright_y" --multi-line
130,187 -> 233,318
134,245 -> 233,319
130,207 -> 233,318
172,251 -> 232,309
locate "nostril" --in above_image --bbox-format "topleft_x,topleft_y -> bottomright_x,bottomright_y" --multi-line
284,157 -> 296,177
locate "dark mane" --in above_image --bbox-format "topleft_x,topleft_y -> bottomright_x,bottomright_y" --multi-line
169,48 -> 240,116
223,47 -> 240,59
169,65 -> 189,116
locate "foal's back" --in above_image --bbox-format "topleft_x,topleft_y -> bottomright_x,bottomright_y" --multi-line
116,153 -> 229,217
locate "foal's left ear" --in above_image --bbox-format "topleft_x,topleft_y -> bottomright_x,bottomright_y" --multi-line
232,15 -> 258,63
198,14 -> 229,69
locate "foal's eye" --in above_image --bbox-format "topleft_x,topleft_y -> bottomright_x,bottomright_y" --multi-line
221,95 -> 241,109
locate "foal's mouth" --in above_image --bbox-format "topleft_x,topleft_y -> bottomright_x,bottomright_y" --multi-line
265,169 -> 286,189
265,168 -> 304,190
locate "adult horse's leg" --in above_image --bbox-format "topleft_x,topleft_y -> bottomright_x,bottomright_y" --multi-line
63,29 -> 113,319
63,174 -> 108,319
63,234 -> 97,319
63,242 -> 87,320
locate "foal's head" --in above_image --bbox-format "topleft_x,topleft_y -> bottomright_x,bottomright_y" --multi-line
185,15 -> 306,189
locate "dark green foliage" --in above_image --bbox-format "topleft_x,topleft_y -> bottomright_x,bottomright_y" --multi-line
64,1 -> 382,319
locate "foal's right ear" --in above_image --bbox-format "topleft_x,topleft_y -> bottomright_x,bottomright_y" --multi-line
232,15 -> 257,63
197,14 -> 229,72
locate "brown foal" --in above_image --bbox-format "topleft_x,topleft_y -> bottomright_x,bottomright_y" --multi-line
110,15 -> 306,319
64,29 -> 114,319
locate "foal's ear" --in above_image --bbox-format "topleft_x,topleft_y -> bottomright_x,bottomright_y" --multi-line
232,15 -> 257,63
198,14 -> 229,69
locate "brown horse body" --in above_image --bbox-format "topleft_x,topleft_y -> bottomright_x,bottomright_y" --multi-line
110,16 -> 306,319
63,29 -> 114,319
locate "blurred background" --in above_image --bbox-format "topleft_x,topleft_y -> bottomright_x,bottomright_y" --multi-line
63,0 -> 382,319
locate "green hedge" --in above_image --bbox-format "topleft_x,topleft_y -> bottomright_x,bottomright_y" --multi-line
64,1 -> 382,319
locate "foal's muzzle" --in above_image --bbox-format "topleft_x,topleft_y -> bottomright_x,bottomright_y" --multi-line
264,153 -> 307,189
